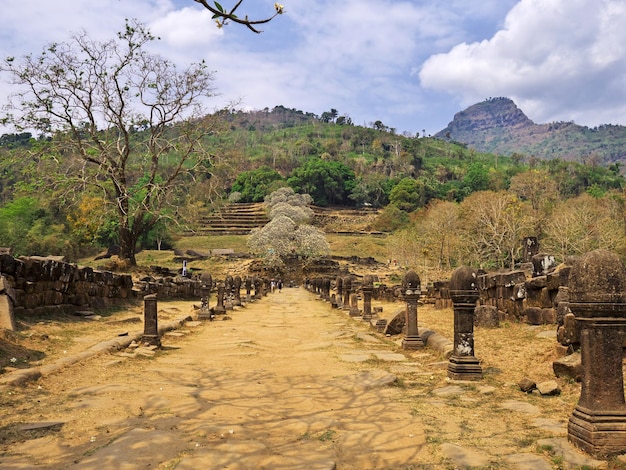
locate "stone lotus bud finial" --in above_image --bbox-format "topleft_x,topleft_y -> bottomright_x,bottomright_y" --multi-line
568,249 -> 626,307
449,266 -> 479,303
450,266 -> 478,291
403,270 -> 421,296
363,274 -> 373,287
200,272 -> 212,288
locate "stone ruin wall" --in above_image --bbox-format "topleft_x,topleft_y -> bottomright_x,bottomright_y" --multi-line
428,259 -> 576,349
0,254 -> 208,330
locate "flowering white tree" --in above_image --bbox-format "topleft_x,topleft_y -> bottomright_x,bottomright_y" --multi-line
265,187 -> 313,209
248,188 -> 328,267
269,202 -> 313,224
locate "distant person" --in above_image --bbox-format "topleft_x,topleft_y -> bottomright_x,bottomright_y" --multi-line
278,280 -> 283,292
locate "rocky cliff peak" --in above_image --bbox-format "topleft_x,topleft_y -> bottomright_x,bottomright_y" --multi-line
436,97 -> 533,137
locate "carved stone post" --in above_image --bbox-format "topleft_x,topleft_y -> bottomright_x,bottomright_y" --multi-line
224,275 -> 234,310
245,276 -> 252,302
335,276 -> 343,308
342,276 -> 352,311
448,266 -> 482,381
349,293 -> 360,316
567,250 -> 626,457
233,275 -> 242,306
142,294 -> 161,347
323,277 -> 331,302
402,270 -> 423,349
253,277 -> 262,299
215,281 -> 226,314
362,275 -> 373,321
198,272 -> 212,320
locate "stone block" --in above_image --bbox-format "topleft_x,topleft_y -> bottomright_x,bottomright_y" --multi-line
526,275 -> 547,289
541,308 -> 556,324
546,271 -> 561,291
560,313 -> 580,345
474,305 -> 499,328
537,380 -> 560,396
525,307 -> 543,325
553,352 -> 582,382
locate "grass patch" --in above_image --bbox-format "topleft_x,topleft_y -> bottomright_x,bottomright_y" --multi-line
317,429 -> 336,442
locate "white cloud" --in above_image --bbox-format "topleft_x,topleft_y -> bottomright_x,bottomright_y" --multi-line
419,0 -> 626,127
149,7 -> 223,48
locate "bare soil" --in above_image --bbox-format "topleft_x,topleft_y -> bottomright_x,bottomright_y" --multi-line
1,282 -> 623,469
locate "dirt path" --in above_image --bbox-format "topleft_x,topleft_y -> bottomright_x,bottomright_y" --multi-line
0,287 -> 612,469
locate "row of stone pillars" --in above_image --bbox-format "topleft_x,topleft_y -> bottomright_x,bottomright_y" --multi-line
400,268 -> 483,381
418,252 -> 626,458
141,273 -> 271,346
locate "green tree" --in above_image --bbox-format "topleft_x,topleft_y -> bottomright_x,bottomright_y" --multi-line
0,197 -> 69,257
2,20 -> 217,265
287,158 -> 356,206
462,162 -> 490,193
231,166 -> 284,202
389,178 -> 420,212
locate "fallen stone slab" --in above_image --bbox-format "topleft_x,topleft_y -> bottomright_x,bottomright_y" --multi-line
503,452 -> 552,470
500,400 -> 541,415
73,427 -> 183,469
18,421 -> 65,432
440,442 -> 493,469
537,437 -> 607,469
432,385 -> 465,396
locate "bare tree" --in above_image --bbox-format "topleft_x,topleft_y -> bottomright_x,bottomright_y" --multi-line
460,191 -> 533,269
2,20 -> 218,265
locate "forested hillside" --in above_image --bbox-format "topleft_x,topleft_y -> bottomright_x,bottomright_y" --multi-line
0,105 -> 625,270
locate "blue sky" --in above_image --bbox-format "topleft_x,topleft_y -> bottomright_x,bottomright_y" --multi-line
1,0 -> 625,136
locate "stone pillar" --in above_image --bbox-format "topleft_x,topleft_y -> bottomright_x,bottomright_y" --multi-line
233,275 -> 242,306
323,277 -> 331,302
0,275 -> 16,331
567,249 -> 626,457
336,276 -> 343,308
349,293 -> 360,317
215,281 -> 226,314
342,276 -> 352,311
224,275 -> 234,310
402,270 -> 423,349
362,275 -> 373,321
448,266 -> 482,381
253,277 -> 262,299
142,294 -> 161,347
245,277 -> 252,302
198,272 -> 212,320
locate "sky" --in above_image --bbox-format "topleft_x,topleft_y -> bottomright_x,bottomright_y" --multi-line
1,0 -> 626,137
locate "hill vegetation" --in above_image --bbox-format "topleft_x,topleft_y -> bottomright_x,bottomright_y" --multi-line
1,105 -> 626,272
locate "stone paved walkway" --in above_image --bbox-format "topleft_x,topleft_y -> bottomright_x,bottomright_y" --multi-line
0,287 -> 612,469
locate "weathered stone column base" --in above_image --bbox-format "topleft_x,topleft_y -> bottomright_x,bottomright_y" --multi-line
447,355 -> 483,381
197,308 -> 213,320
568,405 -> 626,457
141,334 -> 161,348
362,313 -> 372,321
214,306 -> 226,314
402,335 -> 424,349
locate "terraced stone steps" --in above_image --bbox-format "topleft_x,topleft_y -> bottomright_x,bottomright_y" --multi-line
187,202 -> 269,236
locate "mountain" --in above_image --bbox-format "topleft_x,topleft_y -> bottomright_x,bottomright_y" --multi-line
435,97 -> 626,164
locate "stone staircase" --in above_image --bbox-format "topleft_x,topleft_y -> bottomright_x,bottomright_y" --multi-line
187,202 -> 269,236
